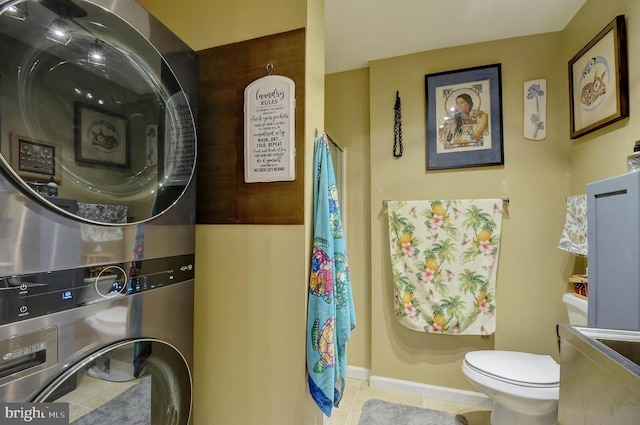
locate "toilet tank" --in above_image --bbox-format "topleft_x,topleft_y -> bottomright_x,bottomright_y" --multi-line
563,293 -> 588,326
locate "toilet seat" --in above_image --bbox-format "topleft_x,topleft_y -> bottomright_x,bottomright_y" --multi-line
464,350 -> 559,388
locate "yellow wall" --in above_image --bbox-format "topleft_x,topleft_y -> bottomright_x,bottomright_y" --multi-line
325,69 -> 371,369
329,33 -> 573,391
564,0 -> 639,191
326,0 -> 640,393
136,1 -> 324,424
136,0 -> 306,51
194,225 -> 310,424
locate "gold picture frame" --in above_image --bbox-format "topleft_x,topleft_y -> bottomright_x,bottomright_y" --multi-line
569,15 -> 629,139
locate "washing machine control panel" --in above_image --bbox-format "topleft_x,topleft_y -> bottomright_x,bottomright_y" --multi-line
0,254 -> 194,326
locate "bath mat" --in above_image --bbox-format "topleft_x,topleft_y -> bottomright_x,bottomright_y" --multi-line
71,376 -> 151,425
357,399 -> 459,425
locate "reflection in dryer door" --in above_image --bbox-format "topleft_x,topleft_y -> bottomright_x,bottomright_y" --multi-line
34,339 -> 191,425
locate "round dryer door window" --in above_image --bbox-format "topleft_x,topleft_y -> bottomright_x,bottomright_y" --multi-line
0,0 -> 197,224
33,339 -> 192,424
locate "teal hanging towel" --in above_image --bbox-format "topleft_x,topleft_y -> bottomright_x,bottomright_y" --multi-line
307,134 -> 356,417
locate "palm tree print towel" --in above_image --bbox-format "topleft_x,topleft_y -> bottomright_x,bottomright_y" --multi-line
387,200 -> 503,335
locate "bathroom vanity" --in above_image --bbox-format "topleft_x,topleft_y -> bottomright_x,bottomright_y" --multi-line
557,324 -> 640,424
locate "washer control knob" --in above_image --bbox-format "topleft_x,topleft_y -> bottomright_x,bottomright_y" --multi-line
94,266 -> 128,299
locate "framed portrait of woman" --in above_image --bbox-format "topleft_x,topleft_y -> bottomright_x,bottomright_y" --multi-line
425,64 -> 504,170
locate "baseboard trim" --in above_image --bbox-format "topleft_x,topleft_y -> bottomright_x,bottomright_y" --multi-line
346,365 -> 371,381
347,366 -> 492,409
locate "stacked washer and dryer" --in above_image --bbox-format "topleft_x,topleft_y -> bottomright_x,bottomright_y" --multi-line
0,1 -> 197,424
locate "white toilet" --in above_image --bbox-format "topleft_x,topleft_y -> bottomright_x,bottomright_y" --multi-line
461,293 -> 588,425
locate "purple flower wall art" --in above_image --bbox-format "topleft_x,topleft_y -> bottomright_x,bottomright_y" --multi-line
524,79 -> 546,140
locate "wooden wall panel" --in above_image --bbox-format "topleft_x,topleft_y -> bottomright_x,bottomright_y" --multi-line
196,29 -> 305,224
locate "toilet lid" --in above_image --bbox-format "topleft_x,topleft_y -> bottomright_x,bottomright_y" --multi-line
464,350 -> 559,387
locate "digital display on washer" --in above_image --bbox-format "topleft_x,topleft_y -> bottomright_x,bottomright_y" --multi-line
0,254 -> 194,325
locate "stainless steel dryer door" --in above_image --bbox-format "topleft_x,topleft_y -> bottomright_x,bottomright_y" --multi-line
34,338 -> 192,425
0,0 -> 197,225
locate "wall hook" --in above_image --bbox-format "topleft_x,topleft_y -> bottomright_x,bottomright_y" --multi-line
266,63 -> 273,76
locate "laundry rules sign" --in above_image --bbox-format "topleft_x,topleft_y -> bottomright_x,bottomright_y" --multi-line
244,74 -> 296,183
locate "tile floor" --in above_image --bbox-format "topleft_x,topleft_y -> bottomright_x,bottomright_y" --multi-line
57,373 -> 138,422
326,378 -> 490,425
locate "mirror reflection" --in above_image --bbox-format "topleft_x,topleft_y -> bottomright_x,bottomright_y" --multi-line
0,0 -> 196,224
37,339 -> 191,425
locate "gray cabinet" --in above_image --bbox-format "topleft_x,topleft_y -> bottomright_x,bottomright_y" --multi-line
587,172 -> 640,331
